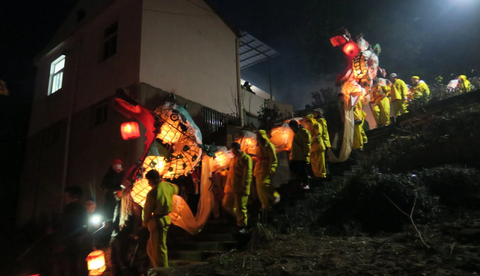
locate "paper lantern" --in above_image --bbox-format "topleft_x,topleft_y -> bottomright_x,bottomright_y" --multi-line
154,103 -> 203,180
212,147 -> 232,171
343,41 -> 358,56
235,130 -> 257,155
131,156 -> 166,207
131,102 -> 203,207
158,121 -> 182,144
86,250 -> 106,276
120,122 -> 140,140
270,124 -> 294,152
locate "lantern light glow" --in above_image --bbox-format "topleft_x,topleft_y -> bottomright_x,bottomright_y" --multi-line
86,250 -> 106,276
120,122 -> 140,140
343,42 -> 358,56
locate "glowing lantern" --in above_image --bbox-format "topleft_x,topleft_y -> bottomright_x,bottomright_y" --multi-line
343,41 -> 358,56
158,121 -> 183,144
131,156 -> 166,207
270,120 -> 298,152
121,122 -> 140,140
235,131 -> 257,155
131,102 -> 203,207
212,147 -> 232,171
86,250 -> 106,276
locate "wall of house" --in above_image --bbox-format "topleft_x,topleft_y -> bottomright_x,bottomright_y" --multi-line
139,0 -> 238,115
18,0 -> 144,227
16,96 -> 143,227
29,0 -> 143,136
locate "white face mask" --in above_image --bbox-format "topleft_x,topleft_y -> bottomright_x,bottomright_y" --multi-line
113,164 -> 122,171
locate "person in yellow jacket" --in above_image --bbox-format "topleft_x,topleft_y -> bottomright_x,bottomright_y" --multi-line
288,120 -> 312,189
458,75 -> 473,93
304,113 -> 331,178
143,170 -> 179,268
411,76 -> 430,100
222,142 -> 252,233
254,130 -> 280,210
352,102 -> 367,150
371,84 -> 391,127
389,73 -> 409,117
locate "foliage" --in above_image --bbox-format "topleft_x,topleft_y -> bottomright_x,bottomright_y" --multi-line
257,103 -> 280,131
420,166 -> 480,210
318,170 -> 441,234
305,87 -> 337,109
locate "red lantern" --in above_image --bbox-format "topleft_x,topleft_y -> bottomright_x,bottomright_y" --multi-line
121,122 -> 140,140
343,41 -> 358,56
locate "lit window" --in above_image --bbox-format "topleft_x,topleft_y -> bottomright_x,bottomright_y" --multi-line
102,22 -> 118,61
48,55 -> 65,95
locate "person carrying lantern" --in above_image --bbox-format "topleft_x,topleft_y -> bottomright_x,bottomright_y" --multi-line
458,75 -> 473,93
222,142 -> 252,234
254,130 -> 280,210
304,112 -> 331,178
352,102 -> 367,150
288,120 -> 312,189
411,76 -> 430,100
142,170 -> 179,268
371,84 -> 391,127
389,73 -> 409,118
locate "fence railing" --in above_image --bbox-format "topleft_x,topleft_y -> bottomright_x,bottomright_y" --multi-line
201,106 -> 240,132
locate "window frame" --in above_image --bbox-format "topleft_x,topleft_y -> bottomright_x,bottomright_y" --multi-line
48,54 -> 66,95
101,22 -> 118,62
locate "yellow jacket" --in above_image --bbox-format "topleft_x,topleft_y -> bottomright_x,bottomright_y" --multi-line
374,86 -> 389,105
225,152 -> 252,195
254,130 -> 278,176
413,81 -> 430,99
305,114 -> 331,152
291,126 -> 311,162
143,181 -> 179,227
459,75 -> 472,93
391,79 -> 408,101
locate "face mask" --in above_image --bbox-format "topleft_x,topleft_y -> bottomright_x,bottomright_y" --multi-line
114,164 -> 122,171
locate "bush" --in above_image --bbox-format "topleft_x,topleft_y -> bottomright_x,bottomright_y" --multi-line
420,166 -> 480,210
318,170 -> 441,234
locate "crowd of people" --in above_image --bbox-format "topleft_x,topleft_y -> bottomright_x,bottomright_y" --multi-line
371,73 -> 475,127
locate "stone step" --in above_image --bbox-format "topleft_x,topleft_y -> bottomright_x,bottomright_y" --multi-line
171,240 -> 237,251
192,233 -> 234,242
169,250 -> 226,261
168,259 -> 209,267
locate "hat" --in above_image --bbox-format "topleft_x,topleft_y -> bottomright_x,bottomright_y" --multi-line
411,76 -> 420,80
390,73 -> 398,78
112,159 -> 123,165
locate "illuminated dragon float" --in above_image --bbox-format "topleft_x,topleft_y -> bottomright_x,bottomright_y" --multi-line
113,93 -> 232,234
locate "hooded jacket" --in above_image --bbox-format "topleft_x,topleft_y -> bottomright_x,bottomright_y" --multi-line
305,114 -> 331,152
225,152 -> 252,195
254,130 -> 278,176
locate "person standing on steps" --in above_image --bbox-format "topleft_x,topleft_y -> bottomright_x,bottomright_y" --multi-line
143,170 -> 179,268
389,73 -> 409,119
411,76 -> 430,101
371,84 -> 391,127
101,159 -> 126,221
222,142 -> 252,234
288,120 -> 312,189
304,112 -> 331,178
254,130 -> 280,211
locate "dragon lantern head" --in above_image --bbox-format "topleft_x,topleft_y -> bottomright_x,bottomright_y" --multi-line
330,29 -> 359,59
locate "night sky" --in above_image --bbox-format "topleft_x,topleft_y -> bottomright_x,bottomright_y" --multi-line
1,0 -> 479,224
